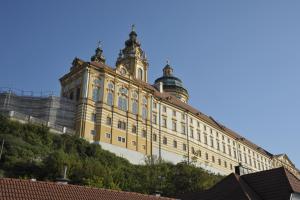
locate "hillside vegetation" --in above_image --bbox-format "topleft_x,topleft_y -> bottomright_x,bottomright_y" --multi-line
0,115 -> 222,197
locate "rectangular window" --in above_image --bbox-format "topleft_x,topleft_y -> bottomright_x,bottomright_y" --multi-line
181,123 -> 186,134
153,134 -> 157,142
190,128 -> 194,138
163,106 -> 167,112
183,143 -> 187,151
117,136 -> 125,143
163,118 -> 167,128
217,141 -> 220,151
173,110 -> 176,117
205,153 -> 209,160
212,156 -> 215,163
153,114 -> 157,124
132,125 -> 137,133
105,133 -> 111,138
117,121 -> 126,130
190,118 -> 193,124
106,117 -> 112,125
218,158 -> 221,165
224,161 -> 227,168
153,102 -> 157,109
204,134 -> 208,145
191,147 -> 195,154
210,136 -> 214,148
228,145 -> 232,156
182,113 -> 185,120
222,143 -> 226,154
173,140 -> 177,148
142,130 -> 147,138
197,131 -> 201,142
172,121 -> 177,131
90,130 -> 96,136
163,137 -> 167,145
197,121 -> 200,127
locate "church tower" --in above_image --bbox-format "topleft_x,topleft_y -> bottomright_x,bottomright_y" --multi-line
116,25 -> 149,82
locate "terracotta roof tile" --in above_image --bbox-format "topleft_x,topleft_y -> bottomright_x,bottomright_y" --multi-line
0,178 -> 177,200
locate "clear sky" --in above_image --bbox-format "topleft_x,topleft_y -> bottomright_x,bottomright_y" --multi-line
1,0 -> 300,167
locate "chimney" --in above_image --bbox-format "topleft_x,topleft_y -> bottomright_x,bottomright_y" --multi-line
55,165 -> 69,184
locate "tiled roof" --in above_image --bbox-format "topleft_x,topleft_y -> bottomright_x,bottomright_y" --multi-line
0,178 -> 177,200
179,167 -> 300,200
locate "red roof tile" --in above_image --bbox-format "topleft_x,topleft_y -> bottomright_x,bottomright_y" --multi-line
0,178 -> 177,200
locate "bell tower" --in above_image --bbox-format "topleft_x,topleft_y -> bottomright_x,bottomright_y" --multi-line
116,25 -> 149,82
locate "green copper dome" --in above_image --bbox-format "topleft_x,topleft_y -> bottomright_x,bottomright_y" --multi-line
154,63 -> 189,102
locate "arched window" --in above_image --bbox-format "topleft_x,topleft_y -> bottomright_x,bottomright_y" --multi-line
107,82 -> 114,106
92,87 -> 100,102
118,87 -> 128,111
142,96 -> 147,120
138,68 -> 143,80
132,90 -> 138,115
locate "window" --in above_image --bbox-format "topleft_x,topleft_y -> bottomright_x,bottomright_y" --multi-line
117,121 -> 126,130
190,128 -> 194,138
153,134 -> 157,142
163,137 -> 167,145
117,136 -> 125,143
204,134 -> 208,145
218,159 -> 221,165
212,156 -> 215,163
222,143 -> 226,153
197,131 -> 201,142
181,123 -> 186,134
182,113 -> 185,120
205,153 -> 209,160
224,161 -> 227,168
138,68 -> 143,80
106,117 -> 112,125
153,102 -> 157,109
105,133 -> 111,138
183,143 -> 187,151
233,148 -> 237,159
163,106 -> 167,112
132,101 -> 138,115
210,128 -> 213,134
190,118 -> 193,124
90,130 -> 96,136
191,147 -> 195,154
118,87 -> 128,111
230,164 -> 233,170
92,87 -> 100,102
142,130 -> 146,138
163,118 -> 167,128
173,140 -> 177,148
172,121 -> 177,131
173,110 -> 176,117
132,125 -> 137,133
107,82 -> 114,106
91,113 -> 96,122
210,136 -> 214,148
204,125 -> 207,131
107,92 -> 113,106
152,114 -> 157,124
228,145 -> 232,156
142,96 -> 147,120
217,140 -> 220,151
197,121 -> 200,127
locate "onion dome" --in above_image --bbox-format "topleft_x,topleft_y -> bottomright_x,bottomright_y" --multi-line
125,24 -> 141,48
91,41 -> 106,63
154,61 -> 189,103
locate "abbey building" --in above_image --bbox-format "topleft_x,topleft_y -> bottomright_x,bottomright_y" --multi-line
58,27 -> 299,177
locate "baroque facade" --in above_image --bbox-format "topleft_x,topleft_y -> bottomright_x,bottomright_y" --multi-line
59,27 -> 300,177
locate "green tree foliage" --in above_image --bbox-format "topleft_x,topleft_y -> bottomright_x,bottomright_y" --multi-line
0,115 -> 223,197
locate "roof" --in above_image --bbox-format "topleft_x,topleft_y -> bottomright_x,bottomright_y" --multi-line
0,178 -> 177,200
179,167 -> 300,200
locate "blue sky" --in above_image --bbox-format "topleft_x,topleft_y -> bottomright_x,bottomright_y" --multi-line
1,0 -> 300,167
